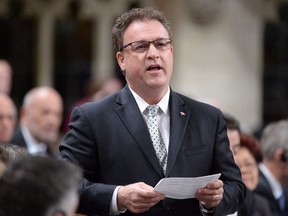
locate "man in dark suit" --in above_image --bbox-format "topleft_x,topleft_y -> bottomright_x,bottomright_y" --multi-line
254,120 -> 288,216
11,86 -> 63,156
59,7 -> 245,216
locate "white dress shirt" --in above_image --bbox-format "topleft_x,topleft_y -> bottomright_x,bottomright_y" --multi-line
20,124 -> 47,154
131,87 -> 170,152
258,162 -> 283,199
110,87 -> 170,215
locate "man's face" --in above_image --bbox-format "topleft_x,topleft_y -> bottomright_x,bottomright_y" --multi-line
227,129 -> 241,158
23,92 -> 63,145
116,20 -> 173,95
0,96 -> 16,144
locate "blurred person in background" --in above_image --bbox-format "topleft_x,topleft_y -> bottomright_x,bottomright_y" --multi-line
0,59 -> 12,95
223,113 -> 241,156
91,76 -> 124,101
0,93 -> 17,144
0,143 -> 27,175
0,155 -> 82,216
254,119 -> 288,216
63,76 -> 123,133
223,113 -> 262,216
11,86 -> 63,156
235,133 -> 271,216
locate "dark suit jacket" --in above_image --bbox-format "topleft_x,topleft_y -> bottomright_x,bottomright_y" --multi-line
10,126 -> 27,148
254,193 -> 272,216
254,169 -> 288,216
237,188 -> 258,216
238,188 -> 272,216
59,86 -> 245,216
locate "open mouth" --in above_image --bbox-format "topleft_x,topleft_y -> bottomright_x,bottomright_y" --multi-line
147,65 -> 162,71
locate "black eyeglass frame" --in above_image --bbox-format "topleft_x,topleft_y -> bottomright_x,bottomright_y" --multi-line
120,38 -> 172,53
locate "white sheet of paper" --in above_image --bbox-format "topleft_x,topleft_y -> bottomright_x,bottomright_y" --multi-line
153,173 -> 221,199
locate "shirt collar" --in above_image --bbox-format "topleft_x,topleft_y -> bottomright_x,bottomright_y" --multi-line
20,124 -> 47,154
259,163 -> 283,198
129,86 -> 170,115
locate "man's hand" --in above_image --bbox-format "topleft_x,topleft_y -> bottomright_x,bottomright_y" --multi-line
195,179 -> 224,209
117,182 -> 166,213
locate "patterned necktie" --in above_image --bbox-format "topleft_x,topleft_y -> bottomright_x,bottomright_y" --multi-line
146,105 -> 167,172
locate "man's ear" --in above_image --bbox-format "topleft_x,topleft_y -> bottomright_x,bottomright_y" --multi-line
116,52 -> 125,72
275,148 -> 288,164
280,152 -> 288,163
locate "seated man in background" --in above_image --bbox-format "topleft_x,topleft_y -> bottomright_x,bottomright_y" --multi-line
0,155 -> 82,216
254,119 -> 288,216
11,86 -> 63,156
0,93 -> 17,144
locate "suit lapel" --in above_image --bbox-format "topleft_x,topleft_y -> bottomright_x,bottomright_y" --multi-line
114,86 -> 164,176
166,91 -> 190,176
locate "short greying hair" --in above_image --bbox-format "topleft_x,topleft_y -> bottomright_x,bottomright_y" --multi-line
0,155 -> 82,216
260,120 -> 288,161
0,144 -> 27,164
112,7 -> 172,53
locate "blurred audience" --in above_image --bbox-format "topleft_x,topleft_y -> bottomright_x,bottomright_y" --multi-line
11,86 -> 63,156
235,133 -> 271,216
90,76 -> 123,101
0,93 -> 17,144
254,119 -> 288,216
0,155 -> 82,216
237,133 -> 262,190
63,76 -> 123,132
223,113 -> 257,216
223,112 -> 265,216
0,59 -> 12,95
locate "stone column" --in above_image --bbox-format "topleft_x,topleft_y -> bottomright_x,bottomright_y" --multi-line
81,0 -> 126,82
36,9 -> 54,86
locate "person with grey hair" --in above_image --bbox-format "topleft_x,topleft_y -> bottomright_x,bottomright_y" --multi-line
11,86 -> 63,156
0,143 -> 27,175
0,155 -> 82,216
60,7 -> 245,216
254,119 -> 288,216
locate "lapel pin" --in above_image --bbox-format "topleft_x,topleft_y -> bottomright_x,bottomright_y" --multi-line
180,112 -> 186,116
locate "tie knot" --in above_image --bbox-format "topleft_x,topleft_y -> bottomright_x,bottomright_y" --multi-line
147,105 -> 159,117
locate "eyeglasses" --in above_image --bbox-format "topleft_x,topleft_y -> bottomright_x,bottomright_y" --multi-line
121,38 -> 172,53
